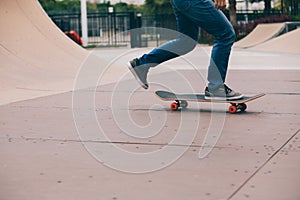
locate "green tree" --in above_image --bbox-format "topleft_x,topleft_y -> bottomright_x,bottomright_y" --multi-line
39,0 -> 141,14
39,0 -> 81,14
96,1 -> 111,12
280,0 -> 299,15
114,2 -> 138,12
229,0 -> 237,27
142,0 -> 173,15
264,0 -> 272,13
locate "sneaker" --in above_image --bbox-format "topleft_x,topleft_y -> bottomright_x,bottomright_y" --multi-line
127,58 -> 149,89
205,84 -> 244,100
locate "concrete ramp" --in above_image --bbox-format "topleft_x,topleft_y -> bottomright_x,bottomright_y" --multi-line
0,0 -> 89,105
234,23 -> 286,48
250,28 -> 300,54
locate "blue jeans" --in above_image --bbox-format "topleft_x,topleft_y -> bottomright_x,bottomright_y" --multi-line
137,0 -> 236,90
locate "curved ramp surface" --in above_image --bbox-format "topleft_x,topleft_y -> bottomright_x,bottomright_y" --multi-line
234,23 -> 286,48
250,28 -> 300,54
0,0 -> 89,105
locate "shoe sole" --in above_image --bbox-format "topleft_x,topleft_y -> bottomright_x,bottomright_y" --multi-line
127,62 -> 148,89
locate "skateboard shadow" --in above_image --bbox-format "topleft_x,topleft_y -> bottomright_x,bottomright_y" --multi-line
130,108 -> 262,115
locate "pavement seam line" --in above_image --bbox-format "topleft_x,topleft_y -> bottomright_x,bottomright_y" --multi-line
227,128 -> 300,200
2,136 -> 236,149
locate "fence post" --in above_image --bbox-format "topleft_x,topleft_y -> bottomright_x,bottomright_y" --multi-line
129,12 -> 142,48
81,0 -> 88,47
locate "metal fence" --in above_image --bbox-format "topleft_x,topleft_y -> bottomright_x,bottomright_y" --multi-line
49,10 -> 288,47
50,12 -> 137,46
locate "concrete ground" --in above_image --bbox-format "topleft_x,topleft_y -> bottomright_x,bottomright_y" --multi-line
1,1 -> 299,199
1,46 -> 299,200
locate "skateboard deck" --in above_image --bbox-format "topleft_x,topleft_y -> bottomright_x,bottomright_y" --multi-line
155,90 -> 265,113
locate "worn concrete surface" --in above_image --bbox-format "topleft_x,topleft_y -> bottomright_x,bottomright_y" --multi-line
1,64 -> 300,200
1,1 -> 300,200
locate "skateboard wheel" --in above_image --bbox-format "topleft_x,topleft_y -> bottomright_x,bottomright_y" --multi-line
170,102 -> 179,111
228,105 -> 237,114
240,103 -> 247,111
180,100 -> 188,108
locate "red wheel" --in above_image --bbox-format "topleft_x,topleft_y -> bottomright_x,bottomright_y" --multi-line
240,103 -> 247,111
170,102 -> 179,111
228,105 -> 237,114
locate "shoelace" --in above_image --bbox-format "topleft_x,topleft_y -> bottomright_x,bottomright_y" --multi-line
224,85 -> 232,94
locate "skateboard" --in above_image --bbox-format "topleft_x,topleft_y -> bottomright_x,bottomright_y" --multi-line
155,90 -> 265,113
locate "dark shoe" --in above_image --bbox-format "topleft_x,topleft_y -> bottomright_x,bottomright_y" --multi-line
127,58 -> 149,89
205,84 -> 244,100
